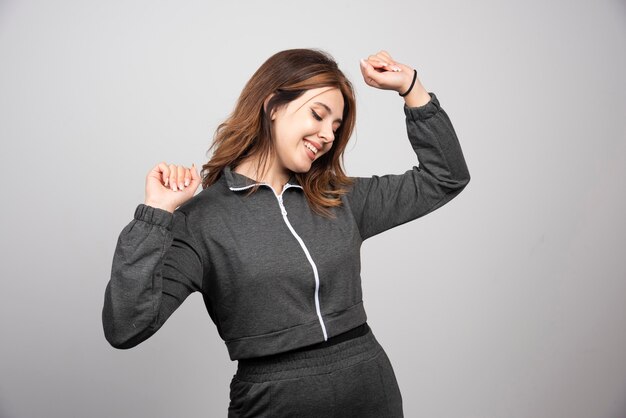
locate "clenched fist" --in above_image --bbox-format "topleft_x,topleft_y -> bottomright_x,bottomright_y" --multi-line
359,50 -> 431,107
144,162 -> 201,213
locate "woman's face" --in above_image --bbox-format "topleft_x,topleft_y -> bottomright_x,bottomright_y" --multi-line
269,86 -> 344,175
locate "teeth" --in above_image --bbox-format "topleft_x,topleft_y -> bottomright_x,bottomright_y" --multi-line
304,141 -> 318,154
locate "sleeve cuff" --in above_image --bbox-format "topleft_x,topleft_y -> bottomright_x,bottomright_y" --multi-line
403,92 -> 440,121
133,203 -> 174,229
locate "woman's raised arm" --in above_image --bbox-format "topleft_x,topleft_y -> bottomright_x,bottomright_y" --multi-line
346,51 -> 470,240
102,163 -> 204,349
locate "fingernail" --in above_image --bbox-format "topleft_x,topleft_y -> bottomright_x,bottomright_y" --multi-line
185,179 -> 190,187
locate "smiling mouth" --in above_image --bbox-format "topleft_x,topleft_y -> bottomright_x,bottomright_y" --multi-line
304,141 -> 319,154
304,142 -> 316,162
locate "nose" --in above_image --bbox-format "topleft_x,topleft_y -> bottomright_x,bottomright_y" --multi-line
318,126 -> 335,144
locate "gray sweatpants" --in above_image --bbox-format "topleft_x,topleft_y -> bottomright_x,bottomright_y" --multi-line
228,326 -> 404,417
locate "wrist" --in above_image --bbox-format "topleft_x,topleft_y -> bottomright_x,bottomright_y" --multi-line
403,82 -> 431,107
398,69 -> 417,96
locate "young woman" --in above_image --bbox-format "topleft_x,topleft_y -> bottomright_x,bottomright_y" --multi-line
102,48 -> 470,417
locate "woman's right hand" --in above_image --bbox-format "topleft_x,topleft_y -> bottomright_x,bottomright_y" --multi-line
144,162 -> 201,213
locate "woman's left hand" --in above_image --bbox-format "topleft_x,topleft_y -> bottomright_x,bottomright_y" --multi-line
359,50 -> 417,94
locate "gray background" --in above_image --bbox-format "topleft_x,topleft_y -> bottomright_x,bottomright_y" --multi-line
1,0 -> 625,417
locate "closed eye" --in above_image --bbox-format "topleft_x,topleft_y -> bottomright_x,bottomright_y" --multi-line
311,109 -> 339,134
311,109 -> 323,121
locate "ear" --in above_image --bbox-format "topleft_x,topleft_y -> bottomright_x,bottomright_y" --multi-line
264,93 -> 276,120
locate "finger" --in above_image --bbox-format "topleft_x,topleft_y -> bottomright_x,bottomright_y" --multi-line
367,56 -> 400,73
368,54 -> 388,66
367,58 -> 387,71
359,59 -> 382,87
359,58 -> 372,76
177,165 -> 185,190
190,163 -> 200,185
360,58 -> 376,77
183,168 -> 191,188
374,51 -> 402,72
157,162 -> 170,187
168,164 -> 178,191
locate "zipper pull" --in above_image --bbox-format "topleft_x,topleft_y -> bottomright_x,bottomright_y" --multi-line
277,195 -> 287,216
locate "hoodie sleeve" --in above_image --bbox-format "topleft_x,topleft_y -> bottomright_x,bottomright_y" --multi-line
346,92 -> 470,241
102,204 -> 204,349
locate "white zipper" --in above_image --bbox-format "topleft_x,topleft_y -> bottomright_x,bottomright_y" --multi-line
229,182 -> 329,341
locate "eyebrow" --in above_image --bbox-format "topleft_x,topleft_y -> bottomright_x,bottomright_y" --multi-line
313,102 -> 343,124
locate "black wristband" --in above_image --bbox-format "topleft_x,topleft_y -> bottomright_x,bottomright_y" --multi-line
399,69 -> 418,97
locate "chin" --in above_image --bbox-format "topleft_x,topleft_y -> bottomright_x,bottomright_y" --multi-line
290,160 -> 314,174
291,166 -> 311,174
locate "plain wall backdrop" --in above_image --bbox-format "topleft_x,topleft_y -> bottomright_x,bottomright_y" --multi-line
1,0 -> 625,417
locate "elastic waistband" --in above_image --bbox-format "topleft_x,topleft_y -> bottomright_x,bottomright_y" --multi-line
235,326 -> 382,383
284,322 -> 370,354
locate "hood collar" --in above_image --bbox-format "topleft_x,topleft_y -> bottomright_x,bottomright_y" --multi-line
222,165 -> 302,191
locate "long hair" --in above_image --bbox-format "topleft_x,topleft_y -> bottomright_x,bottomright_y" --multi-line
200,48 -> 357,218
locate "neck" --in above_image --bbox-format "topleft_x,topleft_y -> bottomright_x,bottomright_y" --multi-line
233,156 -> 292,193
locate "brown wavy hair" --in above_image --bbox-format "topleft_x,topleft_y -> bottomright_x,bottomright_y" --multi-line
200,48 -> 357,218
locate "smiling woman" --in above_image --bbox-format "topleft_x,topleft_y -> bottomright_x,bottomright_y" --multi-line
260,86 -> 344,184
300,99 -> 341,162
199,49 -> 358,218
102,48 -> 470,417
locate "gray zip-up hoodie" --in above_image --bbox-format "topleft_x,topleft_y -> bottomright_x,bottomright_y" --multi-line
102,92 -> 470,360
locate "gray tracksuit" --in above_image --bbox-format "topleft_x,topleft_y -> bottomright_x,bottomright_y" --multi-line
102,92 -> 470,360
